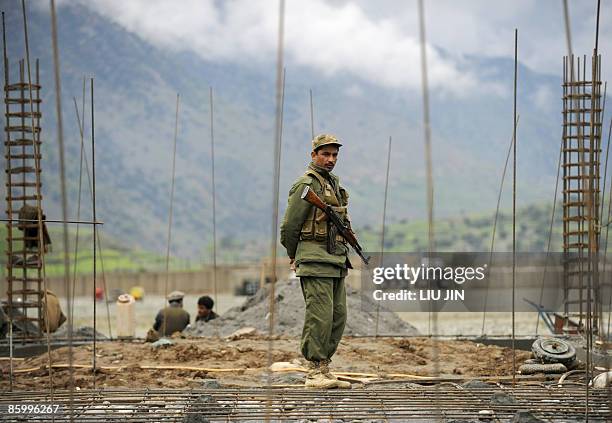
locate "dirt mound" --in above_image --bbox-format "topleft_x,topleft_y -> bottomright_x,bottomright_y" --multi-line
185,278 -> 419,337
52,326 -> 108,340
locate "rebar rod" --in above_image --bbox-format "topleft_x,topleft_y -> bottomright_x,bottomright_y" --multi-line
0,218 -> 103,224
2,9 -> 14,394
0,386 -> 608,421
375,135 -> 392,338
91,77 -> 97,389
161,93 -> 180,337
481,115 -> 519,336
209,86 -> 218,335
309,88 -> 314,139
265,1 -> 285,421
535,132 -> 562,335
18,0 -> 55,404
511,28 -> 518,385
417,3 -> 441,422
50,0 -> 73,420
69,93 -> 85,348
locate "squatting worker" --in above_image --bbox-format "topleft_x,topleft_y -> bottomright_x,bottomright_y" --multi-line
280,134 -> 352,389
196,295 -> 218,322
153,291 -> 190,337
42,290 -> 67,333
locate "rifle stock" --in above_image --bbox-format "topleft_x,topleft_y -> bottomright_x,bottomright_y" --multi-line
300,185 -> 327,210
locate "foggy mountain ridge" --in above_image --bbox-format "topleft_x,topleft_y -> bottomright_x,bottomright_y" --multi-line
1,3 -> 590,259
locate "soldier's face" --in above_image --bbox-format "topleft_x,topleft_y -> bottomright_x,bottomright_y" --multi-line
311,145 -> 339,171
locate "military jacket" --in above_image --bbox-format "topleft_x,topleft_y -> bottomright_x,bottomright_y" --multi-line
280,163 -> 351,277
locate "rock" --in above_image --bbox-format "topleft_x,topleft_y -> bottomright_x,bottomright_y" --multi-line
268,372 -> 305,385
200,379 -> 221,389
512,411 -> 545,423
183,415 -> 210,423
462,379 -> 493,389
478,409 -> 495,420
183,394 -> 223,423
150,338 -> 174,349
226,327 -> 257,340
490,392 -> 517,405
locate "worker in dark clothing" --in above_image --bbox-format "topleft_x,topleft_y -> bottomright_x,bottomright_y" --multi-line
195,295 -> 218,323
0,306 -> 7,339
152,291 -> 190,337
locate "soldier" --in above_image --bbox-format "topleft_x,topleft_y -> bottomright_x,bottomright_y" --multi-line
152,291 -> 190,337
280,134 -> 352,389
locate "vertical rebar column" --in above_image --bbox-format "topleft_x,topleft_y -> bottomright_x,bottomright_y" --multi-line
562,53 -> 602,335
3,58 -> 45,338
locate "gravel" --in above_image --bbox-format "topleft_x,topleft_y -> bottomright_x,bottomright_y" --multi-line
184,279 -> 419,337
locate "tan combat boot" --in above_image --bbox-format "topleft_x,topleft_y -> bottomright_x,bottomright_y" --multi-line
320,359 -> 351,389
304,361 -> 340,389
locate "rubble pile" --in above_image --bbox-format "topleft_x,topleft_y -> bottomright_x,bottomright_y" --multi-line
185,279 -> 419,337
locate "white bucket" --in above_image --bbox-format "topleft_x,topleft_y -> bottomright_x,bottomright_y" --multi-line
116,294 -> 135,339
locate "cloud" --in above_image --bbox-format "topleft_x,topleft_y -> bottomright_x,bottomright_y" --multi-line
62,0 -> 611,95
532,85 -> 554,112
349,0 -> 612,79
64,0 -> 479,95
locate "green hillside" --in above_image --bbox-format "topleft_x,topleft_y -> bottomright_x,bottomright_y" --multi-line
0,225 -> 196,278
2,200 -> 594,280
359,201 -> 569,253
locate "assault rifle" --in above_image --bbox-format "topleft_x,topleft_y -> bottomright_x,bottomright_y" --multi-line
301,186 -> 370,265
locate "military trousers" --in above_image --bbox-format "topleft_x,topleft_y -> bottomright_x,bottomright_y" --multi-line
300,276 -> 347,362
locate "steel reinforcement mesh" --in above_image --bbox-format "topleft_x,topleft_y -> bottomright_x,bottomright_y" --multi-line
0,385 -> 610,422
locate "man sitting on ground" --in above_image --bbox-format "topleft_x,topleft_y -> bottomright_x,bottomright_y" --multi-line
196,295 -> 218,323
151,291 -> 190,337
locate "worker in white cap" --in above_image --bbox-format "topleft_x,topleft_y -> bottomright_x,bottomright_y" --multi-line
151,290 -> 190,337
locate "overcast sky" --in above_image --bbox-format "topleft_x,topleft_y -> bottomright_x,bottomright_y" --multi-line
56,0 -> 610,96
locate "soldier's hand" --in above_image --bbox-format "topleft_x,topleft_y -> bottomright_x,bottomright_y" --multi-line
289,258 -> 296,271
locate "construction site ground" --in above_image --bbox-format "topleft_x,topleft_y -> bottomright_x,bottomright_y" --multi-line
1,336 -> 532,390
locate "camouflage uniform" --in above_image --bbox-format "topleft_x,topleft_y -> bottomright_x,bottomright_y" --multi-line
280,134 -> 351,363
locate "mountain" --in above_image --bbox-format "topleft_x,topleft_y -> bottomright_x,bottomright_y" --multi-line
1,3 -> 592,260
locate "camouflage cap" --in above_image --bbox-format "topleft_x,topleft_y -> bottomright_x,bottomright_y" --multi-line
167,290 -> 185,302
312,134 -> 342,151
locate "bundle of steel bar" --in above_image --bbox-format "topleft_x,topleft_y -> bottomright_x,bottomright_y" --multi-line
0,385 -> 609,421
